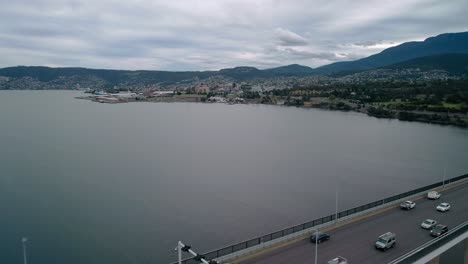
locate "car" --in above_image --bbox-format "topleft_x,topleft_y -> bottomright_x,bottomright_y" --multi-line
327,256 -> 348,264
421,219 -> 438,229
430,224 -> 448,237
375,232 -> 396,251
436,203 -> 451,212
427,191 -> 441,199
310,232 -> 330,244
400,200 -> 416,210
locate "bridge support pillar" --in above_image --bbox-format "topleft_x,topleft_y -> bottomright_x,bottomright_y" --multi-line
427,255 -> 439,264
464,238 -> 468,264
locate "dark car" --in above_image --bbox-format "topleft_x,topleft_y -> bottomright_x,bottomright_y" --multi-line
430,224 -> 448,237
310,232 -> 330,243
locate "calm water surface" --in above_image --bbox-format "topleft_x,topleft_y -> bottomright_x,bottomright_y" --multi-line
0,91 -> 467,264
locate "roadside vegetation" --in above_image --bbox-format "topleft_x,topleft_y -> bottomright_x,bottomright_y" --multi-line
265,79 -> 468,127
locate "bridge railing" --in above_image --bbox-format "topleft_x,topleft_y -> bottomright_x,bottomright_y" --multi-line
171,173 -> 468,264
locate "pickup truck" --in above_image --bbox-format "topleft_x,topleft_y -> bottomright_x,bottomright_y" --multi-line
427,191 -> 441,199
399,200 -> 416,210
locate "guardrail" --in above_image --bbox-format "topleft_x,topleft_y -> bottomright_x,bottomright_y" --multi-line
171,173 -> 468,264
388,220 -> 468,264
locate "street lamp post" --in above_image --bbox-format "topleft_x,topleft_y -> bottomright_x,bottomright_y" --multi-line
315,228 -> 318,264
443,167 -> 446,189
22,237 -> 28,264
176,241 -> 182,264
335,186 -> 339,224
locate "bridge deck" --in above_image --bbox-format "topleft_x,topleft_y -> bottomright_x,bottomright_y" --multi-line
236,182 -> 468,264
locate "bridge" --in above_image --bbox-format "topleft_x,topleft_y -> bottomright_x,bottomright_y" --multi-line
173,174 -> 468,264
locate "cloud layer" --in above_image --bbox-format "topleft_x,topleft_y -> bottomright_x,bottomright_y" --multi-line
0,0 -> 467,70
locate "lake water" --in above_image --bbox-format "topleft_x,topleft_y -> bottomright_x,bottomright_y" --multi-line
0,91 -> 467,264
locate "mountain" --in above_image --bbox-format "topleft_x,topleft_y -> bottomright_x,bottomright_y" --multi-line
263,64 -> 315,75
218,64 -> 316,79
0,66 -> 216,84
2,31 -> 468,90
218,66 -> 264,80
0,64 -> 318,89
383,53 -> 468,74
316,31 -> 468,74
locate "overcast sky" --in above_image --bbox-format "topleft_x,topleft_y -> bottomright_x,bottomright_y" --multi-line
1,0 -> 467,71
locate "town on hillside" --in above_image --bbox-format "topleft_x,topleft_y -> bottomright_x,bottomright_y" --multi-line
75,71 -> 468,128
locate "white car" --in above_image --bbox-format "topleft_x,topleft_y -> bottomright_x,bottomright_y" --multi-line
421,219 -> 437,229
436,203 -> 451,212
400,200 -> 416,210
427,191 -> 441,199
328,257 -> 348,264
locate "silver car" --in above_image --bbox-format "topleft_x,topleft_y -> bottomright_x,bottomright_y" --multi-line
328,256 -> 348,264
421,219 -> 437,229
375,232 -> 396,251
436,203 -> 451,212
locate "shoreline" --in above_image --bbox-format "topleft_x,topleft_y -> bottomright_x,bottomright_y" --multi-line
76,93 -> 468,128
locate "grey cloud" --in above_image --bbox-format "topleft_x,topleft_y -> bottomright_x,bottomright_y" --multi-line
0,0 -> 467,70
353,40 -> 386,47
275,27 -> 308,46
282,48 -> 339,61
